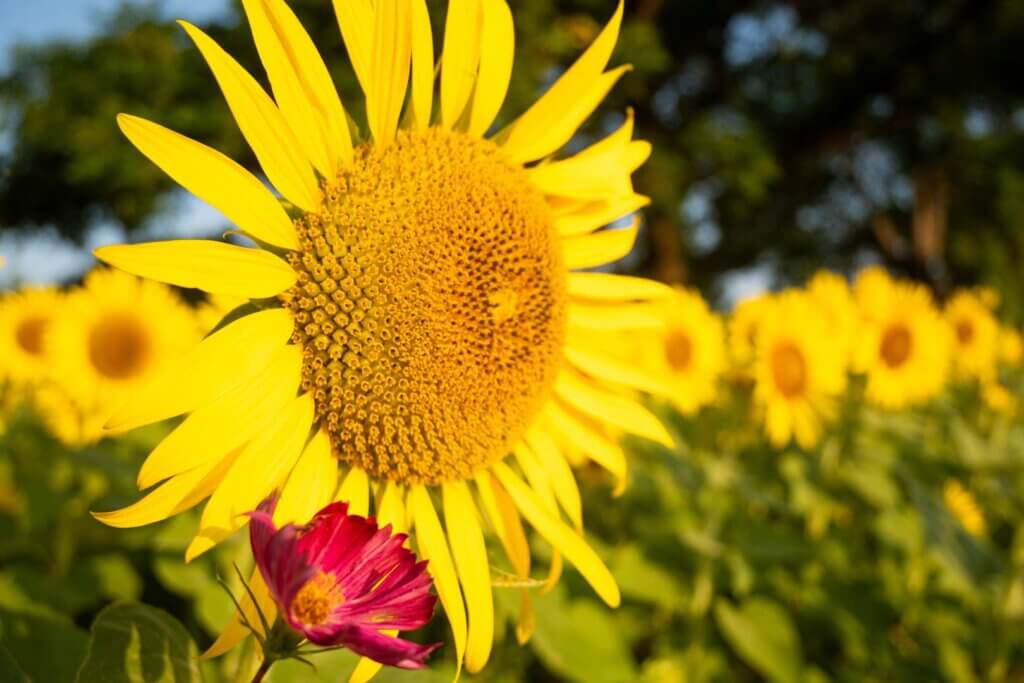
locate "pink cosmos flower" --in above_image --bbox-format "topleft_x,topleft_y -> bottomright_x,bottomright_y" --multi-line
249,497 -> 440,669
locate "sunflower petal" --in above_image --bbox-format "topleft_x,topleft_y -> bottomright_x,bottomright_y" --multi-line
493,462 -> 620,607
468,0 -> 514,136
377,481 -> 408,534
181,21 -> 319,213
116,114 -> 297,250
562,218 -> 638,270
443,481 -> 494,673
274,428 -> 338,526
568,272 -> 671,301
348,657 -> 384,683
554,194 -> 650,238
441,0 -> 482,127
333,0 -> 374,99
568,300 -> 662,331
94,241 -> 295,299
242,0 -> 352,176
544,402 -> 627,491
187,393 -> 314,561
555,370 -> 673,447
367,0 -> 411,145
564,345 -> 675,397
410,485 -> 466,678
106,310 -> 296,431
526,429 -> 582,530
335,465 -> 369,516
202,570 -> 276,659
409,0 -> 434,128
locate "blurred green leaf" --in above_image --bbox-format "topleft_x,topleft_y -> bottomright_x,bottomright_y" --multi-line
0,607 -> 89,682
714,597 -> 803,683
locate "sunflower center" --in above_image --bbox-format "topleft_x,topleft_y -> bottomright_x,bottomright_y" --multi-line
955,320 -> 974,345
880,324 -> 912,368
15,316 -> 47,356
88,313 -> 151,380
665,331 -> 694,372
291,572 -> 344,627
282,128 -> 567,486
771,342 -> 807,398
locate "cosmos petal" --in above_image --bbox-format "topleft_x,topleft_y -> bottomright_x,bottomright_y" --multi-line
562,218 -> 639,270
441,0 -> 482,127
116,114 -> 297,250
336,465 -> 370,517
106,309 -> 295,431
242,0 -> 353,176
181,20 -> 320,213
274,429 -> 338,526
443,481 -> 494,673
554,194 -> 650,238
367,0 -> 411,145
410,485 -> 467,678
555,371 -> 674,448
187,393 -> 314,561
468,0 -> 514,136
503,0 -> 624,163
94,241 -> 296,299
333,0 -> 374,99
567,272 -> 672,301
202,570 -> 276,659
526,429 -> 582,530
409,0 -> 434,128
493,462 -> 621,607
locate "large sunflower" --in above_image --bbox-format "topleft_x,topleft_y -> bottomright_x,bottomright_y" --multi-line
753,291 -> 846,449
853,276 -> 951,409
92,0 -> 671,676
46,268 -> 199,444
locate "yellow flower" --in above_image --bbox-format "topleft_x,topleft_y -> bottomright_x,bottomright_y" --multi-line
982,382 -> 1017,416
728,292 -> 775,377
946,290 -> 1000,383
46,269 -> 199,444
0,287 -> 63,387
943,480 -> 987,536
754,291 -> 846,449
807,270 -> 857,364
853,276 -> 951,409
999,326 -> 1023,368
852,265 -> 895,320
90,1 -> 669,675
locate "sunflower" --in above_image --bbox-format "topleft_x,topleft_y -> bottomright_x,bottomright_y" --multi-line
46,268 -> 199,444
806,270 -> 857,363
943,479 -> 987,536
727,292 -> 775,377
852,265 -> 895,319
853,276 -> 951,409
91,0 -> 671,676
0,287 -> 63,387
753,290 -> 846,449
945,290 -> 1000,383
999,326 -> 1023,368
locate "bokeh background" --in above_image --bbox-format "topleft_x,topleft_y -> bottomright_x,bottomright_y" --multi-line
2,1 -> 1024,682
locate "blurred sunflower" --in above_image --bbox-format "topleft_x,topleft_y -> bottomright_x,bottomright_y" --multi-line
0,287 -> 63,387
92,0 -> 670,675
945,290 -> 1000,383
998,326 -> 1023,368
943,479 -> 987,536
853,278 -> 951,409
46,269 -> 199,443
753,291 -> 846,449
727,292 -> 774,377
807,270 -> 857,363
982,382 -> 1017,416
852,265 -> 894,319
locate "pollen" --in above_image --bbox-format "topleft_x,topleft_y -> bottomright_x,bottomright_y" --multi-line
771,342 -> 807,398
291,572 -> 345,627
88,313 -> 151,380
880,324 -> 912,368
664,331 -> 693,372
281,128 -> 567,486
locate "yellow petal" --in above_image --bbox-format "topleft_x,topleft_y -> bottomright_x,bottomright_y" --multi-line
512,443 -> 564,591
562,218 -> 638,270
136,344 -> 301,489
568,300 -> 662,331
274,428 -> 338,526
335,465 -> 369,516
377,481 -> 407,534
242,0 -> 353,177
181,21 -> 319,213
493,462 -> 620,607
333,0 -> 374,99
544,401 -> 626,492
468,0 -> 514,136
94,241 -> 295,299
202,570 -> 276,659
92,453 -> 238,529
564,345 -> 675,397
410,485 -> 466,679
555,370 -> 673,447
554,194 -> 650,238
367,0 -> 411,145
526,429 -> 582,530
568,272 -> 671,301
116,114 -> 297,250
503,1 -> 624,163
106,310 -> 295,431
443,481 -> 494,673
187,393 -> 314,561
409,0 -> 435,128
441,0 -> 482,127
349,657 -> 384,683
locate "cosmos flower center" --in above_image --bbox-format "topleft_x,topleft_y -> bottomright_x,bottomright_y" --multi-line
15,316 -> 47,356
771,342 -> 807,398
664,330 -> 694,372
291,572 -> 345,627
880,324 -> 913,368
955,320 -> 974,345
88,312 -> 151,380
282,128 -> 567,486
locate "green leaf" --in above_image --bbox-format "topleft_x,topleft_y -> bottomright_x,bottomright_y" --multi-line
610,544 -> 687,608
74,602 -> 204,683
713,597 -> 803,683
0,607 -> 89,682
